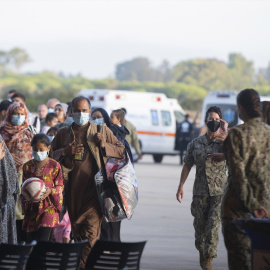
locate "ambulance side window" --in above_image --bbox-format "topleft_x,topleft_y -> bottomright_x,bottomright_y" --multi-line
151,110 -> 159,125
174,111 -> 184,123
161,110 -> 172,126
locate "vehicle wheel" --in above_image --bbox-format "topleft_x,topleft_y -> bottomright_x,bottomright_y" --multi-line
153,154 -> 163,163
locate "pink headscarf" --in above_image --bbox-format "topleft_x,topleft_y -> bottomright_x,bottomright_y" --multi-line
0,102 -> 33,172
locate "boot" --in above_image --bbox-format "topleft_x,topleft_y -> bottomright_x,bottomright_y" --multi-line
203,257 -> 213,270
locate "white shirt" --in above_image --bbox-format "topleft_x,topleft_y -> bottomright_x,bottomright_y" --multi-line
28,111 -> 41,133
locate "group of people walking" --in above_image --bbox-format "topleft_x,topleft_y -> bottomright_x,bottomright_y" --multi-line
0,90 -> 142,269
0,87 -> 269,270
176,88 -> 270,270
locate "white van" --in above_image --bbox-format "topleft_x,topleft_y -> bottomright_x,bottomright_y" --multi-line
200,90 -> 270,134
200,90 -> 239,134
77,89 -> 186,163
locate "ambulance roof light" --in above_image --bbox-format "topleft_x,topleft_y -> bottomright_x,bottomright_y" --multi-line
99,96 -> 104,101
217,94 -> 230,98
89,96 -> 94,100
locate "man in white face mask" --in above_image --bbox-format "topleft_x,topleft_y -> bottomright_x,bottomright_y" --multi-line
46,98 -> 60,113
51,96 -> 125,269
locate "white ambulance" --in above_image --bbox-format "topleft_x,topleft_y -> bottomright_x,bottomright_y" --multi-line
200,90 -> 270,134
77,89 -> 186,163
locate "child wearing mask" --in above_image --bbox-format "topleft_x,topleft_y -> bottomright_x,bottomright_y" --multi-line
46,126 -> 59,143
41,113 -> 58,134
20,133 -> 64,242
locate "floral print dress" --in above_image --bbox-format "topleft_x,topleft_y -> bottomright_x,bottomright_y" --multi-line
21,158 -> 64,232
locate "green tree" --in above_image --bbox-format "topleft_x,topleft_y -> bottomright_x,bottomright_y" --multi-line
0,51 -> 9,66
258,63 -> 270,85
173,58 -> 230,90
9,48 -> 31,71
0,48 -> 31,72
115,57 -> 157,81
227,53 -> 254,90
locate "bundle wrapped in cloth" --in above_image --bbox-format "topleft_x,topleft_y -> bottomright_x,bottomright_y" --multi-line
95,153 -> 138,222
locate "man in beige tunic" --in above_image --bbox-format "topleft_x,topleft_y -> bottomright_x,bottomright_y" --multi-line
52,96 -> 125,268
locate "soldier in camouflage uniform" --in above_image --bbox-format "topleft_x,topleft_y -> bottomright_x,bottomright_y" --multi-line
222,89 -> 270,270
176,106 -> 228,270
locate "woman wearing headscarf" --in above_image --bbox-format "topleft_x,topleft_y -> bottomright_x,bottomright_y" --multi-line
0,138 -> 19,244
91,108 -> 133,161
0,102 -> 33,243
54,103 -> 73,129
55,103 -> 68,123
91,108 -> 133,242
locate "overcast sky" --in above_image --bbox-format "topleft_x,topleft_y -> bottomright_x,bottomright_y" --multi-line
1,0 -> 269,78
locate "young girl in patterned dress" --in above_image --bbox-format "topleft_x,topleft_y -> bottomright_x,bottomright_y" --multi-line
21,133 -> 64,242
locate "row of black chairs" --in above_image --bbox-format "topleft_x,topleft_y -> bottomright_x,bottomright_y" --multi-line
0,239 -> 147,270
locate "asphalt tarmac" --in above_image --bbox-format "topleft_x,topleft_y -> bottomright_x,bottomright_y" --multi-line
121,155 -> 228,270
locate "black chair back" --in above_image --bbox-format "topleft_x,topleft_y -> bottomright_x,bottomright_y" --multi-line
0,241 -> 36,270
85,240 -> 146,270
25,240 -> 87,270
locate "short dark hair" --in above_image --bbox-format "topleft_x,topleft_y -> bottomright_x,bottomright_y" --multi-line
205,106 -> 222,122
237,89 -> 261,118
112,109 -> 125,124
45,113 -> 58,123
8,89 -> 17,94
0,100 -> 12,112
12,93 -> 26,102
121,108 -> 127,114
71,96 -> 91,110
31,133 -> 51,147
47,126 -> 59,135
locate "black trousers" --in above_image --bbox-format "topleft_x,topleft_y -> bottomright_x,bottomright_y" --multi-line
16,220 -> 28,243
27,227 -> 52,243
100,220 -> 121,242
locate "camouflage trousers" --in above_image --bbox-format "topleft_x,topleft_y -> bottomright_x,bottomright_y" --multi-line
222,218 -> 251,270
191,195 -> 222,258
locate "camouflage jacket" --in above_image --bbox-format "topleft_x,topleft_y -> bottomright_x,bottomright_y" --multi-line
184,134 -> 227,196
124,120 -> 141,155
222,118 -> 270,219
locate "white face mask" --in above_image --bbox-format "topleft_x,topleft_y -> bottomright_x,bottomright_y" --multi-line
47,136 -> 54,142
66,116 -> 74,125
91,118 -> 104,125
11,115 -> 25,126
48,108 -> 55,113
32,151 -> 48,162
73,112 -> 89,126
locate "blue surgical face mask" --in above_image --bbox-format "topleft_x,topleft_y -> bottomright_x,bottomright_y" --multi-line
48,108 -> 54,113
66,116 -> 74,125
73,112 -> 89,126
47,136 -> 54,142
11,115 -> 25,126
91,118 -> 104,125
32,151 -> 48,162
